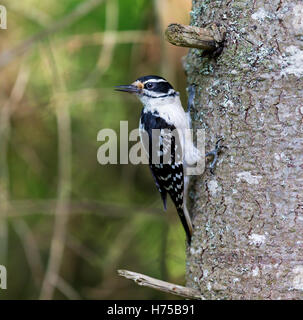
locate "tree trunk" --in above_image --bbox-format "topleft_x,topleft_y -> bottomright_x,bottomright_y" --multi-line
185,0 -> 303,299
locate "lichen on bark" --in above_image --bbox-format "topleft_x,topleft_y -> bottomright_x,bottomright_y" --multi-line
185,0 -> 303,299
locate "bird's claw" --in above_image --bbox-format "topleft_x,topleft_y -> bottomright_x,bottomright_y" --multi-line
206,138 -> 226,174
187,85 -> 196,113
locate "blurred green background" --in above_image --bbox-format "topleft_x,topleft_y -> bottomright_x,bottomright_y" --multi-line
0,0 -> 191,299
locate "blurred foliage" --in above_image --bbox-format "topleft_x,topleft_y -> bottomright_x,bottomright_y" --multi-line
0,0 -> 191,299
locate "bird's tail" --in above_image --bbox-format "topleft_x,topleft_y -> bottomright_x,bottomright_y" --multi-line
177,206 -> 193,245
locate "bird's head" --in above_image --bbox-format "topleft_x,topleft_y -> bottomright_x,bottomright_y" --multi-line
115,75 -> 178,106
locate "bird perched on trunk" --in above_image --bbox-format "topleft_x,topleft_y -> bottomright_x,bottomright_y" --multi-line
115,75 -> 222,244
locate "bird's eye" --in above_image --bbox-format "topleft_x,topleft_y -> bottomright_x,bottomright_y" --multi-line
145,83 -> 154,90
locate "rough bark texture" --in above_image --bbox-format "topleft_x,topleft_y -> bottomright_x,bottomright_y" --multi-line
185,0 -> 303,299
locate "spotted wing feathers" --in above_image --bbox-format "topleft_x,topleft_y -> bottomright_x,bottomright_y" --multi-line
140,110 -> 192,243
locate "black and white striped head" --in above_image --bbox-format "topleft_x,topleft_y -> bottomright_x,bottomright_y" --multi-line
115,76 -> 178,104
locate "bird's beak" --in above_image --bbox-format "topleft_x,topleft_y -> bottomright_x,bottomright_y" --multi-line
115,85 -> 140,93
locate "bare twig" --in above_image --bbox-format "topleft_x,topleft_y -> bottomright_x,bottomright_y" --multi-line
4,199 -> 162,218
53,275 -> 81,300
117,269 -> 204,300
64,31 -> 157,50
13,220 -> 44,288
3,1 -> 51,27
40,42 -> 72,300
94,218 -> 140,298
83,0 -> 119,86
165,23 -> 225,51
0,95 -> 10,265
66,235 -> 100,265
0,61 -> 29,264
0,0 -> 106,69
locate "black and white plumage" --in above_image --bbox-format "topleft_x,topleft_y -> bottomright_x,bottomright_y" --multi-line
116,75 -> 201,244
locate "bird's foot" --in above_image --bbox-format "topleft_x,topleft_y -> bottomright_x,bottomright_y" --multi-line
187,85 -> 196,113
205,138 -> 226,174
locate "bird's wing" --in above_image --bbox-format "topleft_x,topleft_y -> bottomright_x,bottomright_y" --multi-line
140,110 -> 192,242
140,110 -> 184,208
149,165 -> 167,210
149,162 -> 184,211
150,161 -> 192,243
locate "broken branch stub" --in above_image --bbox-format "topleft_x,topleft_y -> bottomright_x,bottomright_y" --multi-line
165,23 -> 226,51
118,269 -> 204,300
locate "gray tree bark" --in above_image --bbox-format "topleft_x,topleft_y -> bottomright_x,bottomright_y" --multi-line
185,0 -> 303,299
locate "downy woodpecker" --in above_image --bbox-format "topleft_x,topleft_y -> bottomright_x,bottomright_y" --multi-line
115,75 -> 222,244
